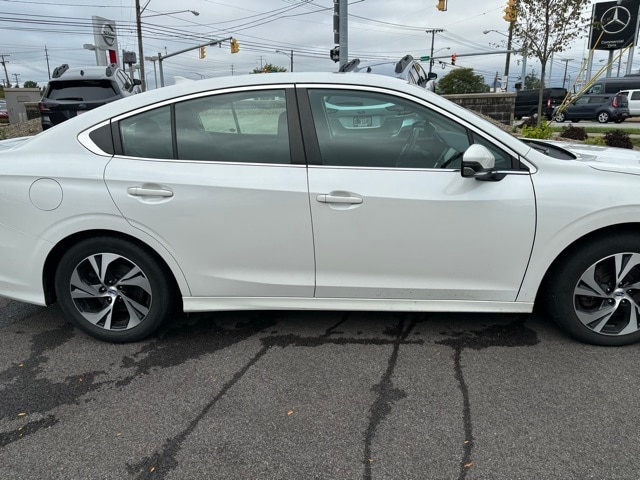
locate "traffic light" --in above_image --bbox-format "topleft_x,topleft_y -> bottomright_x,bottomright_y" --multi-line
451,54 -> 457,65
436,0 -> 447,11
503,0 -> 516,22
199,46 -> 206,59
230,38 -> 239,54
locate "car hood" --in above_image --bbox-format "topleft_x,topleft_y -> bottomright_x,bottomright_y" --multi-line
0,136 -> 32,151
544,140 -> 640,175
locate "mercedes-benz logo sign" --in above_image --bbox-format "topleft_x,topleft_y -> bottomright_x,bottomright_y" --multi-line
101,23 -> 116,46
601,6 -> 631,34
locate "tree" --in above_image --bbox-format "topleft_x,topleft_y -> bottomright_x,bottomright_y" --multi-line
251,63 -> 287,74
525,71 -> 541,90
23,80 -> 38,88
437,68 -> 489,94
512,0 -> 591,124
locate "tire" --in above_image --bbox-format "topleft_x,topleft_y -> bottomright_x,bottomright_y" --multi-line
554,112 -> 566,123
54,237 -> 175,343
546,233 -> 640,346
597,111 -> 610,123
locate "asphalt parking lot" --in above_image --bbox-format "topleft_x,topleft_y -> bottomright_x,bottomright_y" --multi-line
1,297 -> 639,480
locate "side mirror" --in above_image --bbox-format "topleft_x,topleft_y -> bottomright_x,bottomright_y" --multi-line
461,144 -> 503,181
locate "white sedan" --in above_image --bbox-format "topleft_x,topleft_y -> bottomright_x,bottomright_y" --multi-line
1,72 -> 639,345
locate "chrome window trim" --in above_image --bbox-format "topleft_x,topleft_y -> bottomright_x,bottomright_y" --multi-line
111,84 -> 294,123
112,155 -> 307,167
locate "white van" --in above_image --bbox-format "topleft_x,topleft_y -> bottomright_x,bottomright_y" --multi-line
618,89 -> 640,116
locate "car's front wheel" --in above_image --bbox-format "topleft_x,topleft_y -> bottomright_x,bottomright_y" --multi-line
546,234 -> 640,346
597,111 -> 610,123
54,237 -> 175,343
554,112 -> 566,122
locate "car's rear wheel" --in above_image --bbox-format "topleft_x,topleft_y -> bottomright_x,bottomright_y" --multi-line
597,111 -> 610,123
546,234 -> 640,346
554,112 -> 566,122
54,237 -> 175,343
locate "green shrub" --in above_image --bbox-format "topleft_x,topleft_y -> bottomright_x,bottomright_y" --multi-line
521,120 -> 553,139
583,136 -> 606,146
603,129 -> 633,149
560,125 -> 588,140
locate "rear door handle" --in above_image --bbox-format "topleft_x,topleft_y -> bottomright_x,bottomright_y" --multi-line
316,194 -> 363,204
127,186 -> 173,197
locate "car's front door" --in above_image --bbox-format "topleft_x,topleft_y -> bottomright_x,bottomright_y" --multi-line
300,87 -> 536,302
105,87 -> 315,298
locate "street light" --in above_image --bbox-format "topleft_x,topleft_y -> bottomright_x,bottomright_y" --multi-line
276,50 -> 294,72
135,1 -> 199,92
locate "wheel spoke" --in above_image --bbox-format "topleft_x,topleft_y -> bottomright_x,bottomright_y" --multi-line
80,302 -> 115,328
575,302 -> 617,331
119,293 -> 148,329
576,264 -> 609,297
88,253 -> 121,284
115,265 -> 151,296
70,269 -> 103,300
619,304 -> 640,336
615,253 -> 640,286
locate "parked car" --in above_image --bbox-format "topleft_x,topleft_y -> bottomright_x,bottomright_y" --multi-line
514,88 -> 567,120
3,72 -> 640,346
585,75 -> 640,94
0,99 -> 7,121
553,93 -> 629,123
617,89 -> 640,116
39,63 -> 141,130
339,55 -> 432,89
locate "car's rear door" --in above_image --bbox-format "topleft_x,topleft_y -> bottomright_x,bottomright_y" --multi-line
298,85 -> 536,302
104,86 -> 315,298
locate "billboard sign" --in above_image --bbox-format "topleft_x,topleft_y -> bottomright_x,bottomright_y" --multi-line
589,0 -> 640,50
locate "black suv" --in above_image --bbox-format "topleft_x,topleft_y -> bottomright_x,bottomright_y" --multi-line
514,88 -> 567,120
39,63 -> 141,130
554,93 -> 629,124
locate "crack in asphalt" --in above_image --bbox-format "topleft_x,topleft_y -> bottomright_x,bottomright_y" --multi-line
363,315 -> 418,480
436,316 -> 539,479
127,313 -> 424,479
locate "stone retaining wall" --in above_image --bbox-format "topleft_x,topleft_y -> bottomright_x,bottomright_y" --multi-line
443,92 -> 515,126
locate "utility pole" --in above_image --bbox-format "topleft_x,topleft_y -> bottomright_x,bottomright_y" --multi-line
44,45 -> 51,79
0,54 -> 10,87
289,49 -> 293,72
12,73 -> 20,87
425,29 -> 444,75
135,0 -> 146,92
503,22 -> 513,91
231,63 -> 234,76
561,58 -> 573,89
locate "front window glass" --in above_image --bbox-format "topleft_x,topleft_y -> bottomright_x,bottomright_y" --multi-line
307,89 -> 472,169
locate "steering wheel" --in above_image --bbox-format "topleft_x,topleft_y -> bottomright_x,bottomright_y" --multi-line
396,126 -> 422,167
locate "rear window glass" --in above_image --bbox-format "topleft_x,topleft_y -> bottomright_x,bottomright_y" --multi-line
46,80 -> 117,101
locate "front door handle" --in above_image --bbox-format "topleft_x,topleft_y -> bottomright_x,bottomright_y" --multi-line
127,186 -> 173,197
316,194 -> 363,204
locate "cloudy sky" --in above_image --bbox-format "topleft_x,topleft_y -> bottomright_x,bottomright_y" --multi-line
0,0 -> 625,89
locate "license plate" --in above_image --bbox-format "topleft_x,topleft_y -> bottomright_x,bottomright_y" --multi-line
353,115 -> 372,127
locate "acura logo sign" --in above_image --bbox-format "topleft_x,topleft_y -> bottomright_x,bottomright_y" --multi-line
601,5 -> 632,34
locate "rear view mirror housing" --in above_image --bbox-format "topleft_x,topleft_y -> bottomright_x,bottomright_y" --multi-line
461,144 -> 505,181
